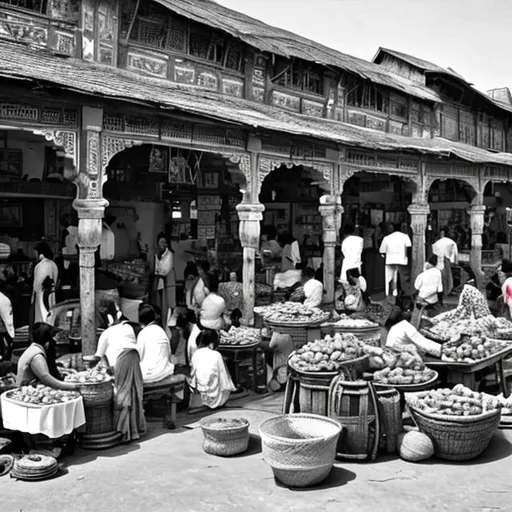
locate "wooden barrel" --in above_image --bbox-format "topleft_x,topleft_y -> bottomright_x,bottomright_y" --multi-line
267,321 -> 322,350
298,372 -> 338,416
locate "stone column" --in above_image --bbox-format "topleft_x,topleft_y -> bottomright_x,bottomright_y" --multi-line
236,203 -> 265,325
319,195 -> 341,304
468,204 -> 486,291
74,106 -> 108,359
408,203 -> 430,281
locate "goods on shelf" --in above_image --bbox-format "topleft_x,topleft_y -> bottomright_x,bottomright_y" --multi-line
364,345 -> 436,385
289,333 -> 364,373
406,384 -> 490,417
254,302 -> 328,324
220,327 -> 261,346
441,335 -> 505,363
7,385 -> 79,406
64,366 -> 111,384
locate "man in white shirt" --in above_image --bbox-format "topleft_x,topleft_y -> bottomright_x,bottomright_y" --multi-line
340,225 -> 364,281
414,255 -> 443,305
432,228 -> 458,296
302,267 -> 324,308
379,224 -> 412,297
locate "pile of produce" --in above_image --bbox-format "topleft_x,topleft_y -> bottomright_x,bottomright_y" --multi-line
364,345 -> 436,385
441,334 -> 505,364
220,327 -> 261,346
8,384 -> 79,405
482,393 -> 512,415
406,384 -> 490,416
289,333 -> 364,372
322,313 -> 378,329
64,366 -> 111,384
422,285 -> 512,342
59,353 -> 86,372
254,302 -> 328,324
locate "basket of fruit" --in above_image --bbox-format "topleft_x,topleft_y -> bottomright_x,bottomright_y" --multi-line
219,327 -> 261,348
65,367 -> 113,406
405,385 -> 501,461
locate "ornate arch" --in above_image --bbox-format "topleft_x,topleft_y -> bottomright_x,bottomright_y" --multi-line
101,134 -> 144,173
425,175 -> 482,205
220,152 -> 252,193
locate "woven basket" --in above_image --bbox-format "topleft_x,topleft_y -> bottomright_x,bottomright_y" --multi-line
78,380 -> 114,407
407,405 -> 500,461
82,402 -> 114,436
259,413 -> 342,488
200,417 -> 250,456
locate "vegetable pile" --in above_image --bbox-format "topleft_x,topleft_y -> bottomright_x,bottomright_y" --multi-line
441,334 -> 505,363
254,302 -> 328,324
8,385 -> 80,405
322,313 -> 378,329
220,327 -> 261,346
289,333 -> 364,373
406,384 -> 491,416
365,345 -> 436,385
482,393 -> 512,415
64,366 -> 111,384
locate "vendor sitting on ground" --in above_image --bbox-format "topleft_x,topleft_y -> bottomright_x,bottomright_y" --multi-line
137,303 -> 176,385
17,322 -> 80,391
188,329 -> 236,411
94,301 -> 146,443
384,306 -> 442,358
302,266 -> 324,308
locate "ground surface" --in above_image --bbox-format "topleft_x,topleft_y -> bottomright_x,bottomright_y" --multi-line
2,391 -> 512,512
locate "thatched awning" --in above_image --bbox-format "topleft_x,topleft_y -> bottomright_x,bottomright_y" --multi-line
1,40 -> 512,167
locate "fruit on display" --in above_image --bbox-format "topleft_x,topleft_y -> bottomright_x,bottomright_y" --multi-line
406,384 -> 490,416
434,285 -> 492,322
397,431 -> 434,462
64,366 -> 111,384
220,327 -> 261,346
8,384 -> 80,406
364,345 -> 436,385
60,353 -> 86,372
288,333 -> 364,373
254,302 -> 329,323
441,335 -> 505,364
322,313 -> 378,329
481,392 -> 512,415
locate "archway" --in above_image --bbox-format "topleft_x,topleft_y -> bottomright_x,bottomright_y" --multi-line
341,171 -> 416,296
482,180 -> 510,257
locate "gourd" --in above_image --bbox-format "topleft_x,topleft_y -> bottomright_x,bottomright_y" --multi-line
397,431 -> 434,462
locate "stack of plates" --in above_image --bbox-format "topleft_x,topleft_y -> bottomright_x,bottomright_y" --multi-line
11,454 -> 59,481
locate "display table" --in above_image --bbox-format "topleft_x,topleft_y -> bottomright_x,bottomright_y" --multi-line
218,342 -> 260,391
0,392 -> 85,439
425,344 -> 512,398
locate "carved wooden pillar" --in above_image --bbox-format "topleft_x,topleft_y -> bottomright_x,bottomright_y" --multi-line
468,204 -> 486,291
408,203 -> 430,281
74,106 -> 108,358
319,195 -> 342,304
236,203 -> 264,325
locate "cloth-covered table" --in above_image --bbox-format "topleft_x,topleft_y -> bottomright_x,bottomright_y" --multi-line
0,391 -> 85,439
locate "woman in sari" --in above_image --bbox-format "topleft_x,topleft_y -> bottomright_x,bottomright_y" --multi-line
94,302 -> 146,443
32,242 -> 59,324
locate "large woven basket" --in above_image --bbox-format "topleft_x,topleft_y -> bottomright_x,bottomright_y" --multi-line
78,380 -> 114,407
259,413 -> 342,488
407,405 -> 500,461
200,417 -> 250,457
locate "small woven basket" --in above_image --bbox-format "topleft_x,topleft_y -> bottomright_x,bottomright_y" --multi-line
200,417 -> 250,457
407,404 -> 500,461
78,379 -> 114,407
259,413 -> 342,488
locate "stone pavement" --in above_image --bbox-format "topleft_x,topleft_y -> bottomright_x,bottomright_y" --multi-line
2,392 -> 512,512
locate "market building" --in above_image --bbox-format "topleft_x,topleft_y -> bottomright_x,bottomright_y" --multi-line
1,0 -> 512,357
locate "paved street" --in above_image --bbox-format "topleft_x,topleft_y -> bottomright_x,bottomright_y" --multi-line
3,393 -> 512,512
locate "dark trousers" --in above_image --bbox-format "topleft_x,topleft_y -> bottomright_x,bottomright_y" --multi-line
0,332 -> 13,361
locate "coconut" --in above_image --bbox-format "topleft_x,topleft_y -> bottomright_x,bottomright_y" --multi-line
397,431 -> 434,462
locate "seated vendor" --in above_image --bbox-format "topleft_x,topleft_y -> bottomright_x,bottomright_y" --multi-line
188,329 -> 236,411
339,268 -> 367,313
94,301 -> 146,443
414,255 -> 443,310
302,267 -> 323,308
17,323 -> 80,391
384,307 -> 442,358
137,303 -> 175,385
